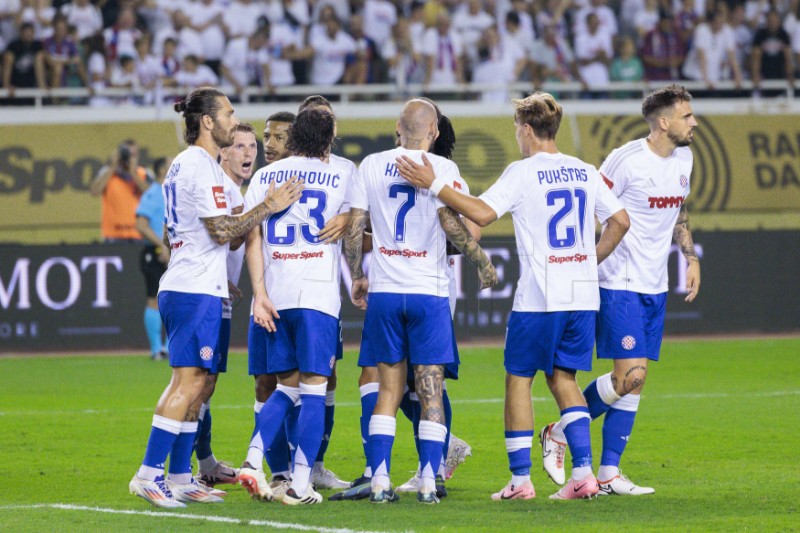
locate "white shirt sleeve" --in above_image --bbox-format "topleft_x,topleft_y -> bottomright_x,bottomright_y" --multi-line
350,159 -> 370,211
193,159 -> 228,218
478,161 -> 523,219
592,167 -> 624,223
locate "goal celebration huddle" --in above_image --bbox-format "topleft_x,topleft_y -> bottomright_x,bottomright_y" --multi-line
128,84 -> 700,507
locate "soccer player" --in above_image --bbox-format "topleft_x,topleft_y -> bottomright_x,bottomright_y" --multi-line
541,84 -> 700,496
344,99 -> 498,504
192,122 -> 261,493
128,87 -> 303,509
238,107 -> 355,505
246,111 -> 297,500
395,92 -> 630,500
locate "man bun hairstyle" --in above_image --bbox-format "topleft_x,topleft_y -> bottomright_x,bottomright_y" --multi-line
642,84 -> 692,121
174,87 -> 226,145
286,107 -> 335,158
512,92 -> 562,140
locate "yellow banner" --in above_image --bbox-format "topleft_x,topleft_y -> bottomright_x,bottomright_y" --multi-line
576,115 -> 800,212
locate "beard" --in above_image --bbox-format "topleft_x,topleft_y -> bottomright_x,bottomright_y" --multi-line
212,121 -> 234,149
669,129 -> 693,147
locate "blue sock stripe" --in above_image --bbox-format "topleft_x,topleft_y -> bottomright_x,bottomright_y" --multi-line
505,430 -> 534,438
561,405 -> 591,416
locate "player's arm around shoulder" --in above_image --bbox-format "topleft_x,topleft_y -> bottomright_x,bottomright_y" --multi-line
202,175 -> 304,245
673,203 -> 700,302
437,206 -> 497,289
344,207 -> 369,309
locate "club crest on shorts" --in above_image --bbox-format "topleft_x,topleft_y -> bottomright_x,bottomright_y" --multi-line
680,175 -> 688,188
200,346 -> 214,360
329,355 -> 336,369
621,336 -> 636,350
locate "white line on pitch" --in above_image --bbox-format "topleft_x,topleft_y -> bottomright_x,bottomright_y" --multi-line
1,390 -> 798,417
0,503 -> 402,533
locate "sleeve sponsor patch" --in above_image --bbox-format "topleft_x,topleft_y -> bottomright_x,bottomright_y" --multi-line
212,186 -> 227,208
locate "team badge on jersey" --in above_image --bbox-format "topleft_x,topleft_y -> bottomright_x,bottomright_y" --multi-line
621,336 -> 637,350
200,346 -> 214,360
680,175 -> 688,188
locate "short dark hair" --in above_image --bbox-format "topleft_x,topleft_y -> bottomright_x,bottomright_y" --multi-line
174,87 -> 227,145
642,84 -> 692,121
266,111 -> 296,126
286,108 -> 335,158
298,95 -> 332,113
432,115 -> 456,160
233,122 -> 256,136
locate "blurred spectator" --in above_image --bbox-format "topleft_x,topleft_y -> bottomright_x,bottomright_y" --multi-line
186,0 -> 225,74
109,54 -> 140,104
573,0 -> 618,38
619,0 -> 645,36
104,7 -> 142,66
675,0 -> 699,46
84,33 -> 109,105
309,15 -> 356,85
265,18 -> 305,90
158,36 -> 179,80
574,12 -> 613,96
641,11 -> 686,81
634,0 -> 660,42
20,0 -> 56,41
752,9 -> 793,95
610,34 -> 644,97
536,0 -> 569,39
730,3 -> 754,78
671,0 -> 706,19
453,0 -> 495,67
363,0 -> 398,48
408,1 -> 427,44
43,14 -> 87,89
311,0 -> 350,25
343,14 -> 379,84
422,12 -> 465,89
0,0 -> 20,45
2,22 -> 46,102
152,10 -> 203,60
471,25 -> 526,102
530,23 -> 583,88
60,0 -> 102,41
508,0 -> 536,40
682,8 -> 743,91
381,18 -> 423,86
224,0 -> 265,41
221,26 -> 271,98
89,139 -> 149,243
175,53 -> 219,87
745,0 -> 771,30
503,11 -> 534,61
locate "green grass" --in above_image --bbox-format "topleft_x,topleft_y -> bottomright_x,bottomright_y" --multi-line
1,338 -> 799,532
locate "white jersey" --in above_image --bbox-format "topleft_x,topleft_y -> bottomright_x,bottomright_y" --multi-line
159,146 -> 230,298
350,147 -> 459,297
447,175 -> 469,316
223,177 -> 245,319
480,151 -> 623,312
244,156 -> 354,318
597,138 -> 693,294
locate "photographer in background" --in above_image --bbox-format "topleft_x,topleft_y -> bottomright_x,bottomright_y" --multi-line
90,139 -> 151,243
135,157 -> 172,361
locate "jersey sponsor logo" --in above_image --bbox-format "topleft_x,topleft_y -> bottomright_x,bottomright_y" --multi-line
680,175 -> 688,188
621,335 -> 636,350
200,346 -> 214,360
271,250 -> 325,260
548,253 -> 589,264
378,246 -> 428,258
212,186 -> 227,208
647,196 -> 685,209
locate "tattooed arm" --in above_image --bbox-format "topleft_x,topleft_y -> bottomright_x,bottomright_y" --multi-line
343,208 -> 369,309
438,207 -> 498,289
201,176 -> 303,245
673,204 -> 701,302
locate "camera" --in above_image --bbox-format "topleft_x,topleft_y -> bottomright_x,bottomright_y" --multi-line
118,144 -> 131,165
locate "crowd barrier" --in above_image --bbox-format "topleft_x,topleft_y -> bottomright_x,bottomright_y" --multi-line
2,232 -> 798,354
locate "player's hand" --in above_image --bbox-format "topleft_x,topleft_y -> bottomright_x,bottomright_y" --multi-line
351,277 -> 368,310
253,293 -> 280,332
157,247 -> 170,264
684,259 -> 700,303
395,154 -> 436,189
318,212 -> 348,243
228,280 -> 243,303
478,262 -> 498,290
263,175 -> 304,214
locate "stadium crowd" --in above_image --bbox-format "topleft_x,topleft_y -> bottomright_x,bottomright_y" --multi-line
1,0 -> 797,104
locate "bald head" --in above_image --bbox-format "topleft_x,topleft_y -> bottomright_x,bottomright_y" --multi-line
397,99 -> 438,150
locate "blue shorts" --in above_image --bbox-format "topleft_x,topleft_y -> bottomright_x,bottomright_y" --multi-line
358,293 -> 454,367
248,316 -> 269,376
504,310 -> 595,377
211,317 -> 231,374
596,289 -> 666,361
267,309 -> 339,376
336,319 -> 343,361
158,291 -> 221,370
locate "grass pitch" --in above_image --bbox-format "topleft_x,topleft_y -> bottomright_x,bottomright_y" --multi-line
1,338 -> 798,532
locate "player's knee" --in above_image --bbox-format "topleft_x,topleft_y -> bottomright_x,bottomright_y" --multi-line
255,374 -> 277,402
358,366 -> 378,387
615,365 -> 647,395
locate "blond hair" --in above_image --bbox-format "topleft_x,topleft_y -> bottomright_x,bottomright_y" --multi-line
512,92 -> 563,140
